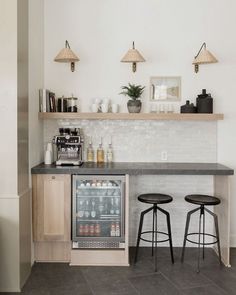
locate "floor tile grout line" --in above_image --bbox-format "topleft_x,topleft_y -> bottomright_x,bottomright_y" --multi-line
124,269 -> 162,279
80,269 -> 96,295
124,278 -> 140,295
181,284 -> 230,295
158,270 -> 184,291
184,260 -> 233,293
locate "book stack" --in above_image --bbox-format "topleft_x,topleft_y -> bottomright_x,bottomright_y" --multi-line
39,89 -> 56,112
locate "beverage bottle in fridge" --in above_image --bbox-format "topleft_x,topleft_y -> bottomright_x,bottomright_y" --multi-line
110,222 -> 116,237
110,198 -> 114,214
95,223 -> 101,236
89,224 -> 95,236
84,200 -> 90,219
79,224 -> 84,236
114,197 -> 120,215
77,200 -> 84,218
84,224 -> 89,236
91,199 -> 96,218
98,197 -> 104,216
115,222 -> 120,237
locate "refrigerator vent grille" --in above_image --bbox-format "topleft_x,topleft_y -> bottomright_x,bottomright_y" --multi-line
73,241 -> 123,249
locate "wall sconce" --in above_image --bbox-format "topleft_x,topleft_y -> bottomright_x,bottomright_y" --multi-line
54,40 -> 80,72
121,41 -> 145,72
192,42 -> 218,73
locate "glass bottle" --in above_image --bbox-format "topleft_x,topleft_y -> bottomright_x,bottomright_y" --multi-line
91,199 -> 96,218
115,222 -> 120,237
110,198 -> 114,215
87,137 -> 94,162
97,138 -> 104,163
77,200 -> 84,218
95,223 -> 101,236
114,197 -> 120,215
98,197 -> 104,216
84,200 -> 90,219
110,222 -> 116,237
107,143 -> 113,163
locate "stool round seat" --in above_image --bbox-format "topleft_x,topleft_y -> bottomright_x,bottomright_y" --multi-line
185,194 -> 221,206
138,193 -> 173,205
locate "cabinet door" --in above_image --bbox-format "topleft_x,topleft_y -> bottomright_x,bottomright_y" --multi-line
33,174 -> 71,242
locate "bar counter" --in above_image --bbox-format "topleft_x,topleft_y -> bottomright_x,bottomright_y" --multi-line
31,162 -> 234,175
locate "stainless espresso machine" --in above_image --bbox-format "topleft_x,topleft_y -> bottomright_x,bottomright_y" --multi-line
53,128 -> 84,166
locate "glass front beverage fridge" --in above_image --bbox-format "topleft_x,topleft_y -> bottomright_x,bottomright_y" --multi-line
72,175 -> 126,249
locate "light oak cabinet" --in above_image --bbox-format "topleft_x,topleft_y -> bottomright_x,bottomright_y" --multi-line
32,174 -> 71,261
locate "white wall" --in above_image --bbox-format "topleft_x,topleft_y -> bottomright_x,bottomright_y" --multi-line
43,0 -> 236,244
0,0 -> 17,195
0,0 -> 20,292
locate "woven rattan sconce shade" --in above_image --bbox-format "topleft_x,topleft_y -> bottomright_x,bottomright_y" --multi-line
121,42 -> 145,72
54,40 -> 79,72
192,43 -> 218,73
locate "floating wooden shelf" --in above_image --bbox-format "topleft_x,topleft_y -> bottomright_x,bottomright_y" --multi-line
38,112 -> 224,121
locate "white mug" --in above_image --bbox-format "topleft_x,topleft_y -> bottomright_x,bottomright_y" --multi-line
44,150 -> 52,165
91,103 -> 99,113
112,104 -> 119,113
101,103 -> 109,113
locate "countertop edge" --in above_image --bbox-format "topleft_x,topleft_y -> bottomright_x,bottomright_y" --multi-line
31,162 -> 234,176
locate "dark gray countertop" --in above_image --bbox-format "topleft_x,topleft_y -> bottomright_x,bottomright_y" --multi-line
31,162 -> 234,176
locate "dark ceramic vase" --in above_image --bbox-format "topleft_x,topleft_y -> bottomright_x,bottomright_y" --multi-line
127,100 -> 142,113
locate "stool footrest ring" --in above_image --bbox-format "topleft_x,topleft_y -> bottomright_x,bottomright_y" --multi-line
186,233 -> 218,246
140,230 -> 170,243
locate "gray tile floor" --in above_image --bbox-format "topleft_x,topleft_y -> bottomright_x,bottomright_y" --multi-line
3,247 -> 236,295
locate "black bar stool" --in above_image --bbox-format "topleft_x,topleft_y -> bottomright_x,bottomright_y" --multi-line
134,193 -> 174,272
181,194 -> 222,272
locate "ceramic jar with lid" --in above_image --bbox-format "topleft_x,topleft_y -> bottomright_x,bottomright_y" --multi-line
67,95 -> 78,112
180,100 -> 197,113
196,89 -> 213,113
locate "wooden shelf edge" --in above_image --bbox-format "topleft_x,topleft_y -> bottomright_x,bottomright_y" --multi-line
38,112 -> 224,121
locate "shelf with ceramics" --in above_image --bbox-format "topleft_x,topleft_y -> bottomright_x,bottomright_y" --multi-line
38,112 -> 224,121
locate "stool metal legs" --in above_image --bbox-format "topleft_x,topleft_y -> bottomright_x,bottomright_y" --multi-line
154,205 -> 158,271
181,205 -> 222,272
181,207 -> 200,263
134,206 -> 154,264
205,207 -> 222,266
157,206 -> 174,264
197,206 -> 204,272
134,204 -> 174,272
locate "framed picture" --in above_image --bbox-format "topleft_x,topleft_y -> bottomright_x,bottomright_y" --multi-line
150,76 -> 181,101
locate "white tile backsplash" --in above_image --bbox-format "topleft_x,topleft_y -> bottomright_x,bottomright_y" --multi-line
44,120 -> 217,163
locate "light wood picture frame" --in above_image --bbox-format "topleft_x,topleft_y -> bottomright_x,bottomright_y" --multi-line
150,76 -> 181,101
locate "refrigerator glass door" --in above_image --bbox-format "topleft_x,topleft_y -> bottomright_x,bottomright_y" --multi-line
72,175 -> 125,248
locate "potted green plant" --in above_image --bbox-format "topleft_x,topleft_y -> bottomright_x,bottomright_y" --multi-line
120,83 -> 145,113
